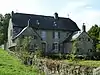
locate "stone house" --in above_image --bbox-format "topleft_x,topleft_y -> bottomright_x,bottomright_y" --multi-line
7,11 -> 80,54
74,24 -> 95,56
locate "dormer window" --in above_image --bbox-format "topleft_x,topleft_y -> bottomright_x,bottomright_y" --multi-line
36,20 -> 40,25
54,22 -> 57,26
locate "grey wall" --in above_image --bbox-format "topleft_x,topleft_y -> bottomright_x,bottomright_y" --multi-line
75,32 -> 94,55
14,27 -> 75,54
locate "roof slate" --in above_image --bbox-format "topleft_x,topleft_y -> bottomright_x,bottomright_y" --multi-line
12,13 -> 80,31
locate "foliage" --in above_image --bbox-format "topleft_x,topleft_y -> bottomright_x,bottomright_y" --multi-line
88,24 -> 100,50
65,59 -> 100,67
65,54 -> 77,61
0,13 -> 11,45
0,48 -> 40,75
34,49 -> 43,58
47,53 -> 62,59
15,36 -> 44,65
96,44 -> 100,52
72,40 -> 78,54
15,36 -> 34,65
88,24 -> 100,38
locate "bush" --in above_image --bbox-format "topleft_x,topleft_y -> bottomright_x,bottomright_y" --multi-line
47,53 -> 64,60
34,50 -> 44,58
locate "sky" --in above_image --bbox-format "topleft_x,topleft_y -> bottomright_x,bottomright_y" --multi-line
0,0 -> 100,31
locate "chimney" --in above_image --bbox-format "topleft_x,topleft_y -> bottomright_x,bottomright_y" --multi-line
54,12 -> 58,20
11,11 -> 14,16
82,23 -> 86,32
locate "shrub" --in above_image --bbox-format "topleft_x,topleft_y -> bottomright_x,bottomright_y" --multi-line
47,53 -> 63,60
34,49 -> 44,58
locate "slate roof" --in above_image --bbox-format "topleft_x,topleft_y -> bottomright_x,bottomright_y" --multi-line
12,13 -> 80,31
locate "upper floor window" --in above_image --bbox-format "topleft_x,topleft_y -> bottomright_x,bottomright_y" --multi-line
41,31 -> 46,40
53,32 -> 60,39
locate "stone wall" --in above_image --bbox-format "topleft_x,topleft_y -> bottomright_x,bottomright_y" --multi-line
33,57 -> 96,75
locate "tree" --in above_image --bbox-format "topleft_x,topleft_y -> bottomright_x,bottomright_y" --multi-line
0,13 -> 11,45
88,24 -> 100,51
88,24 -> 99,38
0,14 -> 4,45
3,14 -> 11,42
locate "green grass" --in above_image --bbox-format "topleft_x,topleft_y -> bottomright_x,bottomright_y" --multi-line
65,60 -> 100,67
0,48 -> 41,75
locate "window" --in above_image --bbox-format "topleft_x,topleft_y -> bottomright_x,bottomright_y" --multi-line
88,38 -> 90,41
54,22 -> 57,26
55,32 -> 58,39
10,29 -> 12,36
77,48 -> 79,52
53,32 -> 60,39
34,44 -> 38,50
34,35 -> 37,39
52,42 -> 58,51
41,31 -> 46,40
29,44 -> 34,52
88,49 -> 92,52
42,42 -> 47,52
79,38 -> 81,41
36,20 -> 40,25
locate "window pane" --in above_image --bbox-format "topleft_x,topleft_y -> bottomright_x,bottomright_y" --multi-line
34,35 -> 37,39
54,32 -> 58,39
52,43 -> 58,50
42,42 -> 46,51
41,31 -> 46,40
58,32 -> 60,38
10,30 -> 12,36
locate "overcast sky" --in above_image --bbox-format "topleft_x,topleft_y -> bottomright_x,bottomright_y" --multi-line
0,0 -> 100,31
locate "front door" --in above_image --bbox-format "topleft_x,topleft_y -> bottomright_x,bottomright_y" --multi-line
42,42 -> 47,53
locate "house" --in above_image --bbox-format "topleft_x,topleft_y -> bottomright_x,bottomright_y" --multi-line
8,11 -> 80,54
74,23 -> 95,56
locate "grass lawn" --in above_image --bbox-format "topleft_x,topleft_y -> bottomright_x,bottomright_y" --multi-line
65,59 -> 100,67
0,48 -> 42,75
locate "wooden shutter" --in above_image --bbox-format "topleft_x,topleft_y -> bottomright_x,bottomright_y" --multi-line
53,32 -> 55,39
58,32 -> 60,38
52,43 -> 54,50
58,44 -> 60,52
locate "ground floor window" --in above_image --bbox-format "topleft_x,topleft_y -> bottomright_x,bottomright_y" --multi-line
88,49 -> 92,52
42,42 -> 47,52
52,42 -> 59,51
77,48 -> 79,52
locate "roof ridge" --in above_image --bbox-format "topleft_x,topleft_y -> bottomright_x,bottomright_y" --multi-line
14,12 -> 69,19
